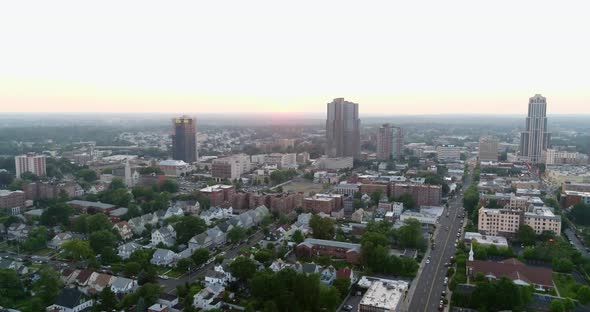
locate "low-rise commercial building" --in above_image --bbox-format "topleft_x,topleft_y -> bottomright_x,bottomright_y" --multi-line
158,160 -> 191,177
463,232 -> 509,248
358,277 -> 408,312
296,238 -> 361,264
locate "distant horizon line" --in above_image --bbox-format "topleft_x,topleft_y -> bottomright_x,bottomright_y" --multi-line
1,112 -> 590,117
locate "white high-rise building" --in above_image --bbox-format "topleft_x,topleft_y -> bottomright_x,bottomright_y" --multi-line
520,94 -> 550,164
15,153 -> 46,179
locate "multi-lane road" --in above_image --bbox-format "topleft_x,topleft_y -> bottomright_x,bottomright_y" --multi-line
406,163 -> 473,312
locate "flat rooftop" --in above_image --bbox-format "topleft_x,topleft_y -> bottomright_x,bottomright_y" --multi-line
359,278 -> 408,310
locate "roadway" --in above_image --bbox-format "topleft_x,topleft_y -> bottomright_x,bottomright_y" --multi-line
406,161 -> 473,312
159,230 -> 265,293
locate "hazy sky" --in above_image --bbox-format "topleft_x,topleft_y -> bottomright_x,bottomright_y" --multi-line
1,1 -> 589,114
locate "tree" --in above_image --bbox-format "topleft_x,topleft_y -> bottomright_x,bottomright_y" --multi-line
76,169 -> 98,182
22,226 -> 49,252
191,248 -> 210,266
309,214 -> 335,240
173,216 -> 207,245
333,278 -> 350,299
577,285 -> 590,304
569,202 -> 590,225
33,266 -> 62,305
371,189 -> 384,206
228,226 -> 246,243
41,202 -> 74,226
0,269 -> 26,307
20,171 -> 39,181
396,193 -> 415,209
553,258 -> 574,273
518,225 -> 536,246
397,218 -> 427,251
160,179 -> 179,193
62,239 -> 95,261
124,262 -> 142,277
291,229 -> 305,244
95,287 -> 117,312
229,257 -> 257,281
89,229 -> 118,255
110,178 -> 126,190
176,258 -> 195,272
550,299 -> 565,312
0,170 -> 14,187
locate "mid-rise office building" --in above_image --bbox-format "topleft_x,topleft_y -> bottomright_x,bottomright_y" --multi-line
376,124 -> 403,161
15,153 -> 46,179
171,116 -> 197,163
543,149 -> 588,165
211,154 -> 251,181
264,153 -> 297,169
479,137 -> 499,162
478,207 -> 561,236
520,94 -> 549,164
436,145 -> 461,162
325,98 -> 360,158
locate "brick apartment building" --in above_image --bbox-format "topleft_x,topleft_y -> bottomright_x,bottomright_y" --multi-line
359,183 -> 389,196
303,194 -> 343,214
22,181 -> 79,201
269,193 -> 303,214
0,190 -> 26,215
200,184 -> 235,207
390,183 -> 441,206
296,238 -> 361,264
67,200 -> 116,214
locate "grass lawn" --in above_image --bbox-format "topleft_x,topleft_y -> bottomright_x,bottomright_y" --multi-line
554,272 -> 580,299
281,181 -> 325,195
167,269 -> 186,279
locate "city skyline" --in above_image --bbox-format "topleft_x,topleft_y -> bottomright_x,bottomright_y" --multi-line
1,1 -> 589,114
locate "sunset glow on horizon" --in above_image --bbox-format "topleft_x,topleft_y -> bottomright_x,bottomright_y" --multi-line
1,0 -> 589,114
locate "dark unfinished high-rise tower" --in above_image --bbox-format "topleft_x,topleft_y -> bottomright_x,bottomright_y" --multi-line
171,116 -> 197,163
325,98 -> 360,158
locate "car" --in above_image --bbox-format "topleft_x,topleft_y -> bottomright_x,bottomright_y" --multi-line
426,259 -> 430,264
443,280 -> 448,286
158,275 -> 169,280
342,305 -> 353,311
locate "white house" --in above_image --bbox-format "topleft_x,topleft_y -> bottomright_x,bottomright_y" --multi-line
151,248 -> 178,266
164,206 -> 185,219
151,225 -> 177,247
188,232 -> 213,250
193,284 -> 225,310
200,206 -> 233,225
113,221 -> 133,240
204,264 -> 234,287
117,242 -> 143,260
47,288 -> 94,312
48,232 -> 73,249
110,276 -> 138,294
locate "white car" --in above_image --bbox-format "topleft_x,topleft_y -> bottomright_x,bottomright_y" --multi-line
158,275 -> 169,280
426,259 -> 430,264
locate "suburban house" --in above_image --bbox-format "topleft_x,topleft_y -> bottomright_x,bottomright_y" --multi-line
6,223 -> 31,242
113,221 -> 133,240
193,284 -> 225,311
110,276 -> 138,294
206,226 -> 226,247
48,232 -> 73,249
295,238 -> 361,264
151,248 -> 178,266
86,272 -> 116,294
164,206 -> 184,219
151,225 -> 177,247
128,213 -> 159,234
46,288 -> 94,312
204,264 -> 234,287
200,206 -> 233,225
117,242 -> 143,259
319,266 -> 337,285
269,258 -> 290,272
189,232 -> 213,250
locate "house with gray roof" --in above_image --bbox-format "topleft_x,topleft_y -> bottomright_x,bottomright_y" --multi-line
117,242 -> 143,259
47,288 -> 94,312
189,232 -> 213,250
151,225 -> 176,247
151,248 -> 178,266
110,276 -> 138,294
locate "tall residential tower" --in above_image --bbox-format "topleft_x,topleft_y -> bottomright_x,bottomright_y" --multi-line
171,116 -> 197,163
519,94 -> 549,163
377,124 -> 403,161
325,98 -> 360,158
